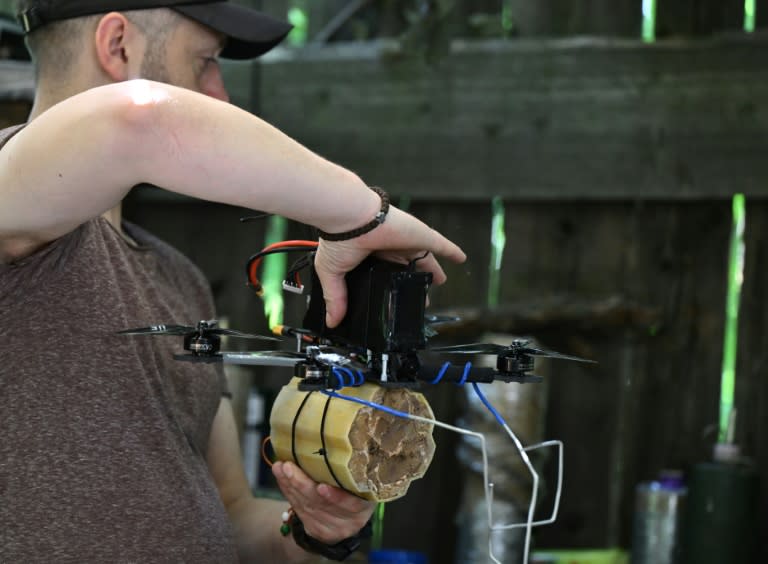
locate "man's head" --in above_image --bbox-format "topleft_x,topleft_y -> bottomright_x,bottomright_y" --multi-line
17,1 -> 291,100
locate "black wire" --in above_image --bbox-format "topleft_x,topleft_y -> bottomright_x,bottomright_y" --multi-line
319,394 -> 348,491
239,213 -> 272,222
246,246 -> 316,264
413,251 -> 430,263
245,247 -> 316,283
290,391 -> 314,473
285,252 -> 316,284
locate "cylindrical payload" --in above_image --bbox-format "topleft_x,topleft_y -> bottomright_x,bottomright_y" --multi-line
269,378 -> 436,501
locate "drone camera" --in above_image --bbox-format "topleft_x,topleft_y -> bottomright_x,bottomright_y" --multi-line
303,257 -> 433,354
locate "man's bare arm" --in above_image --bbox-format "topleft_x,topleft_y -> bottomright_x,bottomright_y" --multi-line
0,79 -> 376,257
0,79 -> 466,321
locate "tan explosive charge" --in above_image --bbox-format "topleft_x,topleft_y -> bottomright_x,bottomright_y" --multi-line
270,378 -> 436,501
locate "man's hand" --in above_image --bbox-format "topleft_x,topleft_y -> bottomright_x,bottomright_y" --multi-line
314,205 -> 466,328
272,461 -> 374,544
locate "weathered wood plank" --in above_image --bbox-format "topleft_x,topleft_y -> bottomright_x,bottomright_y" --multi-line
758,2 -> 768,30
257,36 -> 768,200
735,200 -> 768,557
657,0 -> 745,37
510,0 -> 641,37
433,201 -> 732,549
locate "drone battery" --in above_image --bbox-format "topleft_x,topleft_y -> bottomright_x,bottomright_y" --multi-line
303,256 -> 432,353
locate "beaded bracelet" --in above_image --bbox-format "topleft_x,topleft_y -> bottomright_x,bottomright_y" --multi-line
317,186 -> 390,242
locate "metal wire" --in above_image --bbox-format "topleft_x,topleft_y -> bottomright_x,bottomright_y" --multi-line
323,389 -> 564,564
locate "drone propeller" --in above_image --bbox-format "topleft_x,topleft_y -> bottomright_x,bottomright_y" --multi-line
117,320 -> 279,342
430,339 -> 596,363
424,314 -> 461,325
218,346 -> 370,377
423,314 -> 461,338
119,320 -> 280,356
219,350 -> 307,367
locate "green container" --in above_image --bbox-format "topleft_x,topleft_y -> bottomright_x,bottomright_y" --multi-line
681,461 -> 759,564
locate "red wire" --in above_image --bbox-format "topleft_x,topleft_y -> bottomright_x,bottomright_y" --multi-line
247,240 -> 318,291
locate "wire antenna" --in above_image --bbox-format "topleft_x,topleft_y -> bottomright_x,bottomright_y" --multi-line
324,388 -> 564,564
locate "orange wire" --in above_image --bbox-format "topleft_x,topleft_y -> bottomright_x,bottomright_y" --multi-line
261,435 -> 274,468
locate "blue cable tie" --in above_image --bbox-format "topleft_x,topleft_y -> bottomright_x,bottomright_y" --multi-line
340,366 -> 353,385
332,367 -> 346,389
431,362 -> 451,384
456,361 -> 471,386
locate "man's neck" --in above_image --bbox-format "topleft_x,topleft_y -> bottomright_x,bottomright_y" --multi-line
28,73 -> 105,121
28,87 -> 74,121
102,204 -> 139,246
102,205 -> 122,230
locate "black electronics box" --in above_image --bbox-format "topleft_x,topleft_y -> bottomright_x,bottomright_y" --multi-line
303,257 -> 432,353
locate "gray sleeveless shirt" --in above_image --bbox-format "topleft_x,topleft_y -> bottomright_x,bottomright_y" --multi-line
0,126 -> 237,562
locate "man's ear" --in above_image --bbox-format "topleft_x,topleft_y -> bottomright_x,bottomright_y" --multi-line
94,12 -> 144,81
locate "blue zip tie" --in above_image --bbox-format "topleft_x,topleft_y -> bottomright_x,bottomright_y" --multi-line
331,367 -> 347,389
431,362 -> 451,384
457,361 -> 471,385
331,366 -> 367,389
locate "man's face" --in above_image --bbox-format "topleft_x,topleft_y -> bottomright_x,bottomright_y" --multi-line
140,15 -> 229,102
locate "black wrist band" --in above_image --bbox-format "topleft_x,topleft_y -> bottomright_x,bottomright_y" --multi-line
290,514 -> 372,561
318,186 -> 390,242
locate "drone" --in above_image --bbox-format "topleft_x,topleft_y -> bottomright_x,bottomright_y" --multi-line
119,246 -> 595,391
118,241 -> 596,564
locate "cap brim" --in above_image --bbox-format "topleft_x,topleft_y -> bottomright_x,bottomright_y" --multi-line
174,2 -> 292,60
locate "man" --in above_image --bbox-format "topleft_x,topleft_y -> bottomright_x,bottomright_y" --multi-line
0,1 -> 466,562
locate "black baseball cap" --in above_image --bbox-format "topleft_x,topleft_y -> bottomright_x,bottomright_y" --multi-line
17,0 -> 293,59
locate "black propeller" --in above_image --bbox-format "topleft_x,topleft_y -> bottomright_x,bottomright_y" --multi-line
219,350 -> 307,367
424,314 -> 461,338
118,320 -> 279,356
118,320 -> 278,340
424,314 -> 461,325
430,339 -> 596,363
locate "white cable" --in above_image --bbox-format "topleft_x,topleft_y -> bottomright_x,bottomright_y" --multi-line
326,392 -> 564,564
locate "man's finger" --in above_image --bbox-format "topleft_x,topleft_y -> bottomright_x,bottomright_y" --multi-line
316,273 -> 348,328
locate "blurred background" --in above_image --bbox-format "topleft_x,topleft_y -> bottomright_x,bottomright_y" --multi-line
2,1 -> 766,562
